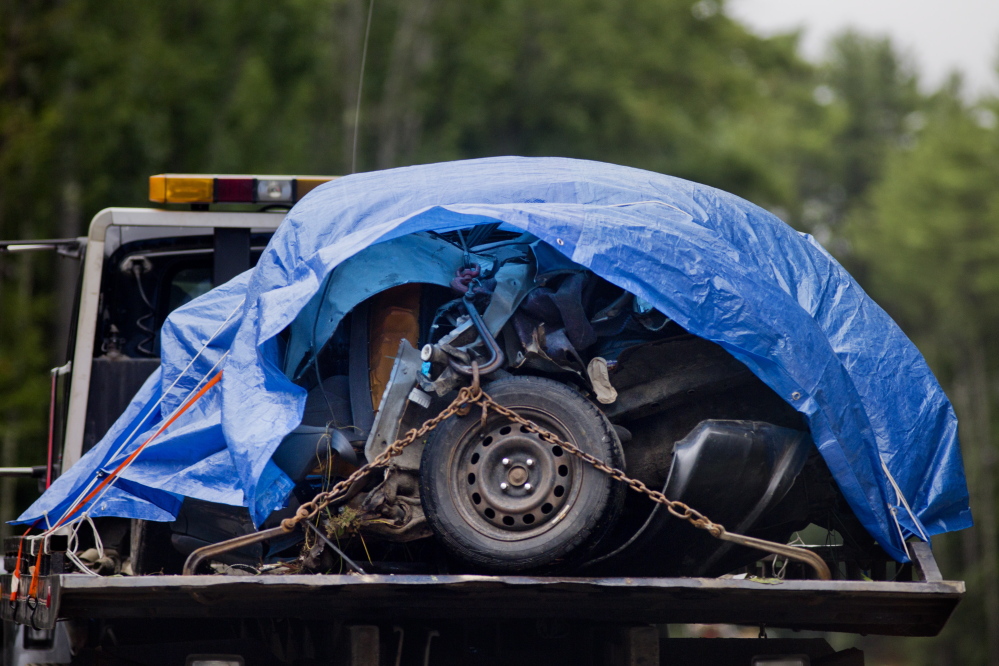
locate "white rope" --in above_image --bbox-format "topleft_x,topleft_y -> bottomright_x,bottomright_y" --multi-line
39,350 -> 230,540
106,299 -> 244,465
880,455 -> 929,542
775,533 -> 805,579
38,300 -> 244,536
62,517 -> 103,576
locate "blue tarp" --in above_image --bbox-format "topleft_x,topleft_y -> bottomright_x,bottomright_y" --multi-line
18,156 -> 971,562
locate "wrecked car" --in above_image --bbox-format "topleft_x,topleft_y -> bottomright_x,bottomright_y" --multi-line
14,157 -> 970,583
275,229 -> 830,576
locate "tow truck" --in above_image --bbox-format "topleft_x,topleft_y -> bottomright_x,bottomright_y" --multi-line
0,171 -> 965,665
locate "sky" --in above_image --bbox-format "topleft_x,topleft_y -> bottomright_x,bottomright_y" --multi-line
727,0 -> 999,98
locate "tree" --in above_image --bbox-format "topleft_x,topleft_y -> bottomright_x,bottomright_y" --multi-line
846,85 -> 999,666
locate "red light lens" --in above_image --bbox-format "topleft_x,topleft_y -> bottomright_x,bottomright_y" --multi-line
215,178 -> 255,203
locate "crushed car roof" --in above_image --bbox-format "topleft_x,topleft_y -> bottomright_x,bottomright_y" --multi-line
19,156 -> 970,562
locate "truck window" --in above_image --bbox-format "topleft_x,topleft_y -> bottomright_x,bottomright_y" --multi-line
167,266 -> 213,313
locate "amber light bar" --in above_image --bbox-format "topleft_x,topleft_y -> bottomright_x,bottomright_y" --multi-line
149,174 -> 337,205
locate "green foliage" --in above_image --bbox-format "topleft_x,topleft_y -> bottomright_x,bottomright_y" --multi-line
2,0 -> 829,230
398,0 -> 826,210
847,93 -> 999,361
844,90 -> 999,666
824,31 -> 922,203
0,3 -> 72,477
1,1 -> 998,660
0,257 -> 50,433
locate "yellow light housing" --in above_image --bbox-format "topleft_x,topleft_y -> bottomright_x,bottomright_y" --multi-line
149,175 -> 214,204
149,174 -> 338,205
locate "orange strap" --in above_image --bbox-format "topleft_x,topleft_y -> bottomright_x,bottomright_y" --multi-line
54,370 -> 223,530
8,533 -> 25,602
13,371 -> 223,602
27,547 -> 44,598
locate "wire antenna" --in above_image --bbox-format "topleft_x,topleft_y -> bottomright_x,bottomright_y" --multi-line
351,0 -> 376,174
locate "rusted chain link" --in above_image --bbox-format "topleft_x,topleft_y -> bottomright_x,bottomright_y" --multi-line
476,394 -> 725,534
183,383 -> 477,574
185,367 -> 830,579
470,390 -> 831,580
277,385 -> 478,533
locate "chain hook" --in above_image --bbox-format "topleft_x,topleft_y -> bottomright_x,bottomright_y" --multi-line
470,361 -> 480,394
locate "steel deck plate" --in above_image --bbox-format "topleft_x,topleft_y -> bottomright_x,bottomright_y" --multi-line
50,573 -> 962,636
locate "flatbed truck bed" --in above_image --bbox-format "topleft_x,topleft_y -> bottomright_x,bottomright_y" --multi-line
46,572 -> 964,636
1,543 -> 963,638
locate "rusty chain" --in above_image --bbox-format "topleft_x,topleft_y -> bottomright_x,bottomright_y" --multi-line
186,367 -> 830,579
277,386 -> 476,533
471,387 -> 831,580
477,394 -> 726,536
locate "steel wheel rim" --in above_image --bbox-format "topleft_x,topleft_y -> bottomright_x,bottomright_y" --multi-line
448,408 -> 583,542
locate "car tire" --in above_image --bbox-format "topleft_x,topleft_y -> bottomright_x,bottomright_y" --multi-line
420,375 -> 626,572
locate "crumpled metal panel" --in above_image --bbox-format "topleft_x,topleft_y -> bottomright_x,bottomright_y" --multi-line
18,157 -> 971,562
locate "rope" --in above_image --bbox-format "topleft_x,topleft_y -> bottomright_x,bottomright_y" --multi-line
17,304 -> 240,601
19,371 -> 225,599
49,370 -> 223,533
40,303 -> 243,534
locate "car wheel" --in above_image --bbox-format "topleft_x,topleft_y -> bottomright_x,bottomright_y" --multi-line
420,375 -> 626,572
